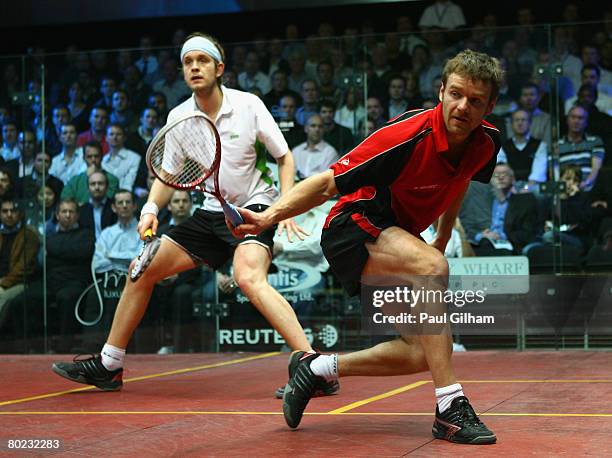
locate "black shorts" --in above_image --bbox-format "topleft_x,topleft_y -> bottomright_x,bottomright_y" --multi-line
320,210 -> 396,297
164,204 -> 277,269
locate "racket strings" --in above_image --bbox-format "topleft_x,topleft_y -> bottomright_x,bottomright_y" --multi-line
149,116 -> 217,188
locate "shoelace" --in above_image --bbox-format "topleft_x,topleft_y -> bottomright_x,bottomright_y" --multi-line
72,354 -> 96,364
457,401 -> 483,427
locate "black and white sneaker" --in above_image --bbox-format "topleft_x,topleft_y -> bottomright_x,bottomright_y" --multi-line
52,354 -> 123,391
282,351 -> 328,428
275,352 -> 339,399
432,396 -> 496,444
274,381 -> 339,399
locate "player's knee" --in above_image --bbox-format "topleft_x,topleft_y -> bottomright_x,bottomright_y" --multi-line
233,268 -> 264,296
421,249 -> 449,277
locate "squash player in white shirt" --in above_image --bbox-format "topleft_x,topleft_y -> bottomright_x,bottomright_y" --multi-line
51,33 -> 338,398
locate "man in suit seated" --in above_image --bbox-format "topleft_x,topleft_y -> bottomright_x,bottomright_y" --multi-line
78,171 -> 117,238
460,163 -> 539,256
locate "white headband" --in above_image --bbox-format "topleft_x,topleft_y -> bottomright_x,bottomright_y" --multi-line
180,36 -> 223,63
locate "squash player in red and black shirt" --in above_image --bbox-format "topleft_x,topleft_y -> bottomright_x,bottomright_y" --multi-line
233,50 -> 503,445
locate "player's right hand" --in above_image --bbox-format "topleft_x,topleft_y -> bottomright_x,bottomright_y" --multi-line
228,207 -> 270,238
138,213 -> 158,240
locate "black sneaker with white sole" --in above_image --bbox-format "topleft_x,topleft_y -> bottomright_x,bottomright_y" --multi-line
52,354 -> 123,391
275,351 -> 339,399
282,351 -> 329,428
432,396 -> 496,444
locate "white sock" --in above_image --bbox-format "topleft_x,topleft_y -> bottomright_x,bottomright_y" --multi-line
100,343 -> 126,371
435,383 -> 464,413
310,354 -> 338,383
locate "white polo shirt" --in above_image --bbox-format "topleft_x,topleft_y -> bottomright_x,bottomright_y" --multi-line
167,86 -> 288,212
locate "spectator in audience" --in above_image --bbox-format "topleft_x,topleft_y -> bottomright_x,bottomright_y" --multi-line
66,81 -> 89,133
135,35 -> 159,83
222,68 -> 240,90
287,50 -> 309,93
395,15 -> 427,55
229,44 -> 248,75
121,64 -> 151,113
358,96 -> 387,134
92,189 -> 140,274
514,82 -> 551,145
558,105 -> 605,191
79,171 -> 117,238
490,59 -> 519,117
460,163 -> 539,256
295,79 -> 320,126
152,58 -> 190,109
148,91 -> 168,125
262,69 -> 301,111
278,94 -> 306,150
413,45 -> 443,101
42,199 -> 94,350
418,0 -> 466,30
77,106 -> 109,154
0,167 -> 15,200
292,114 -> 339,180
16,130 -> 37,178
387,74 -> 409,119
384,32 -> 411,73
564,65 -> 612,116
49,122 -> 86,185
591,168 -> 612,242
94,76 -> 116,109
319,99 -> 355,155
0,198 -> 39,330
1,119 -> 19,162
401,70 -> 425,109
581,44 -> 612,97
266,38 -> 289,78
18,151 -> 63,200
101,124 -> 141,191
571,84 -> 612,157
551,26 -> 583,96
371,43 -> 394,92
126,107 -> 158,157
25,183 -> 58,236
45,105 -> 71,157
536,165 -> 592,252
62,141 -> 118,205
109,89 -> 138,134
238,50 -> 271,95
531,48 -> 575,108
316,61 -> 342,108
497,109 -> 548,186
334,86 -> 366,136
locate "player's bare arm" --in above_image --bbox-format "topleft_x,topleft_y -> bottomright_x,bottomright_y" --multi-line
275,151 -> 309,242
431,180 -> 469,254
137,178 -> 175,239
232,169 -> 338,238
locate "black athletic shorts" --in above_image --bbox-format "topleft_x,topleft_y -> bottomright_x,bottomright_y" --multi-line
164,204 -> 277,269
320,210 -> 397,297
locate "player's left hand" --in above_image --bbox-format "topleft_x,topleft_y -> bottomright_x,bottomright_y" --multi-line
277,218 -> 309,242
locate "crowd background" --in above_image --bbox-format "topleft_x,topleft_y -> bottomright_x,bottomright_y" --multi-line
0,0 -> 611,354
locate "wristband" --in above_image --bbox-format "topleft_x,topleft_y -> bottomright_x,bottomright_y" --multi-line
140,202 -> 159,217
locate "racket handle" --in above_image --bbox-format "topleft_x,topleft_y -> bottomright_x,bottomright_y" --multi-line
144,228 -> 153,241
222,201 -> 244,226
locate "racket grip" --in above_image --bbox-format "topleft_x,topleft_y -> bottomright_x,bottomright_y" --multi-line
222,201 -> 244,226
144,228 -> 153,241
